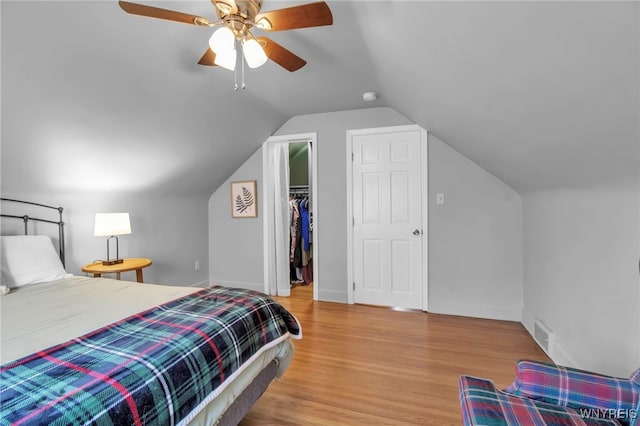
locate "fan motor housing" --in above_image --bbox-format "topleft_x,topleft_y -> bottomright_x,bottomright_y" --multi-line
217,0 -> 262,20
216,0 -> 263,36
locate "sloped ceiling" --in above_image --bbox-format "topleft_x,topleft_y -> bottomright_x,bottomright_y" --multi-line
1,1 -> 638,196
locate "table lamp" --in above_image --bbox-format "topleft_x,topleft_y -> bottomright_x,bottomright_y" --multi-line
94,213 -> 131,265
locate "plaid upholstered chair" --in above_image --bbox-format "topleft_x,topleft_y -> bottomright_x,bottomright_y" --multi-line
459,360 -> 640,425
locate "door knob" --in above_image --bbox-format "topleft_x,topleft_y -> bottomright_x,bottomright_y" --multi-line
412,229 -> 421,236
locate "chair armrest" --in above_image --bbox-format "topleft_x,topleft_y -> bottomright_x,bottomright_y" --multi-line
505,360 -> 639,415
460,375 -> 623,426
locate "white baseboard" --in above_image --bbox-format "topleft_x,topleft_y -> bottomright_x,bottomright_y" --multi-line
428,300 -> 522,322
521,309 -> 535,334
317,289 -> 347,304
190,280 -> 210,288
210,279 -> 265,293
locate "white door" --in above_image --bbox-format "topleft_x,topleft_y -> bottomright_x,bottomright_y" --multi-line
352,129 -> 424,309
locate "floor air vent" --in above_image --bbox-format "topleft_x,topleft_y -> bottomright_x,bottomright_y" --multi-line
533,321 -> 554,354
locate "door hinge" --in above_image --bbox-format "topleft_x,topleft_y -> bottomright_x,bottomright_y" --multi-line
352,152 -> 354,161
353,282 -> 355,291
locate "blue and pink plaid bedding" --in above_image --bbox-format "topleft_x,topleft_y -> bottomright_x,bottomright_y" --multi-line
0,286 -> 300,426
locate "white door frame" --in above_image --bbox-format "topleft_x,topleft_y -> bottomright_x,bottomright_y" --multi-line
346,125 -> 429,310
262,132 -> 319,300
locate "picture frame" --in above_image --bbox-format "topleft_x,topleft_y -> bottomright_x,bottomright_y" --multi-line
230,180 -> 258,218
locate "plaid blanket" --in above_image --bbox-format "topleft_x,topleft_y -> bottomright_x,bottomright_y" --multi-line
1,286 -> 301,426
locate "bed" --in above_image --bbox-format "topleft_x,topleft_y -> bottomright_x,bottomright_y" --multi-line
0,199 -> 301,425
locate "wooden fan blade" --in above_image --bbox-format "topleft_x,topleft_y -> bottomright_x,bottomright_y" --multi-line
258,37 -> 306,72
198,48 -> 218,66
254,2 -> 332,31
119,1 -> 211,26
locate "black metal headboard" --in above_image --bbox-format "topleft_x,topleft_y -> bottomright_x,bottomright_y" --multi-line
0,198 -> 66,267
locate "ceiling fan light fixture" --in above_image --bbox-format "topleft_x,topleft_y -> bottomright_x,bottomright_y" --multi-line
242,38 -> 268,68
209,26 -> 235,54
118,0 -> 334,74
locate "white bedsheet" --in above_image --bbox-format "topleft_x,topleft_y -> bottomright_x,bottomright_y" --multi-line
1,275 -> 197,364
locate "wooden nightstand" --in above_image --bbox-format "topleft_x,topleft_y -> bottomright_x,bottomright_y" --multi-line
82,258 -> 152,283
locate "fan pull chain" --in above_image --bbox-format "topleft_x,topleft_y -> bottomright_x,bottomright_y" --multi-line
233,54 -> 238,90
241,48 -> 246,90
231,41 -> 247,91
233,39 -> 239,91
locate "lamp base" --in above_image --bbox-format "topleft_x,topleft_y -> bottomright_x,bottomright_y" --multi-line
101,259 -> 124,266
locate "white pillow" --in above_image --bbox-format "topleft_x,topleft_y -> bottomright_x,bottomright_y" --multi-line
0,235 -> 68,288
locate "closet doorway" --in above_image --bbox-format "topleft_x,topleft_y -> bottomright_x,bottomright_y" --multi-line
262,133 -> 318,300
289,141 -> 313,296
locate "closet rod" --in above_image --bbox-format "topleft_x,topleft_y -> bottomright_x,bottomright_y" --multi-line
289,185 -> 309,194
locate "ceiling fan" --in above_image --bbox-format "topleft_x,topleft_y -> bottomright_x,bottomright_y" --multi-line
118,0 -> 333,72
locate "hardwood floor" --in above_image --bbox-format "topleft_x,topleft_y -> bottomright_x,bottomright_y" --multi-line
241,285 -> 549,425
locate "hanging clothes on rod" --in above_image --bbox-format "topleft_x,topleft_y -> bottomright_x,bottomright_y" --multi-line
290,196 -> 302,283
299,197 -> 313,284
289,186 -> 312,286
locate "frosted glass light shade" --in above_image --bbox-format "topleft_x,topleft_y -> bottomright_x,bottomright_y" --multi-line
209,27 -> 234,54
214,48 -> 237,70
242,38 -> 267,68
94,213 -> 131,236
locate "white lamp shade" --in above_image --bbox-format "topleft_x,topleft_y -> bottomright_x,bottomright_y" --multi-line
242,38 -> 267,69
214,48 -> 237,71
209,27 -> 234,54
94,213 -> 132,237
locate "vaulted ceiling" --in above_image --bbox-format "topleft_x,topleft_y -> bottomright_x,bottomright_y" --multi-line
2,1 -> 638,196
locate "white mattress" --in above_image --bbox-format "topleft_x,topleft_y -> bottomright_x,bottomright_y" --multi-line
0,276 -> 295,424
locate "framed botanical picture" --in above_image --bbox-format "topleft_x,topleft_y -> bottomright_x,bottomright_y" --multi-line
230,180 -> 258,218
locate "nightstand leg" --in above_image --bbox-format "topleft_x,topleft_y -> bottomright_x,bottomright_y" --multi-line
116,272 -> 121,280
136,269 -> 143,283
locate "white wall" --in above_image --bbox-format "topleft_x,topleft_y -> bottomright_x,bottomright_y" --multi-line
522,187 -> 640,377
209,151 -> 264,292
209,107 -> 525,318
1,191 -> 209,287
428,134 -> 523,321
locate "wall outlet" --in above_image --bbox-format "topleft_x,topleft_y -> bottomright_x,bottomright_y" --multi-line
194,260 -> 200,271
436,192 -> 445,205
